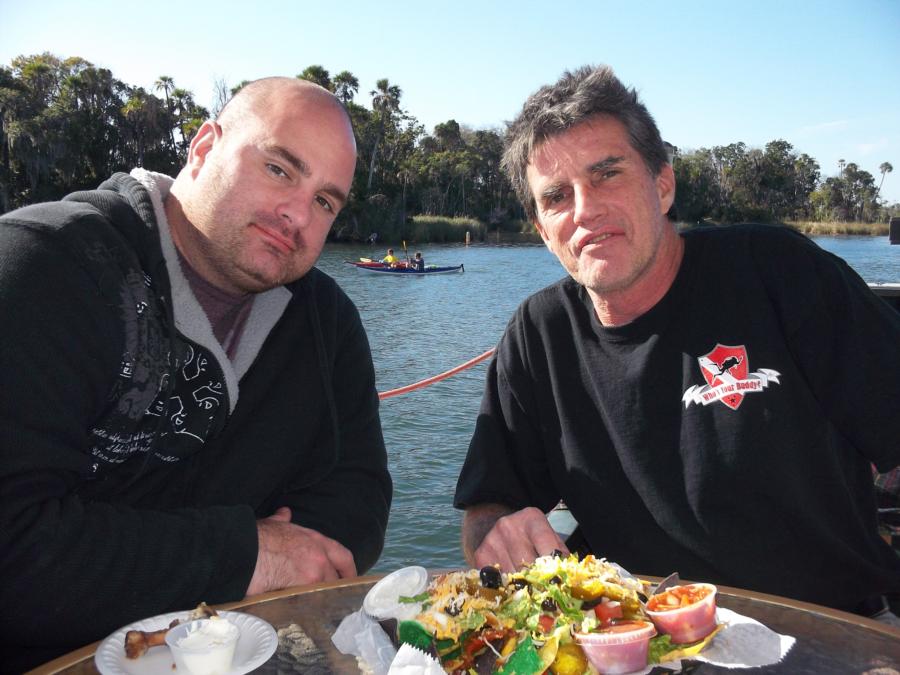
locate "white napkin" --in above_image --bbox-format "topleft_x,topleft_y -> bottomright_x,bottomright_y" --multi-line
332,608 -> 398,675
386,644 -> 444,674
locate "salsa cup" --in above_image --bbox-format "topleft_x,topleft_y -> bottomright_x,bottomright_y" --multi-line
574,619 -> 657,674
646,582 -> 717,643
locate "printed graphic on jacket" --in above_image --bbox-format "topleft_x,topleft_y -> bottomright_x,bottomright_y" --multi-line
682,344 -> 781,410
87,263 -> 225,471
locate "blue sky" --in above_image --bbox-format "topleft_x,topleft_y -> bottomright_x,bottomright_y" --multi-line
2,0 -> 899,203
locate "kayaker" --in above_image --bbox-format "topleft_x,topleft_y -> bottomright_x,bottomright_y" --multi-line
411,251 -> 426,271
382,248 -> 399,265
454,64 -> 900,626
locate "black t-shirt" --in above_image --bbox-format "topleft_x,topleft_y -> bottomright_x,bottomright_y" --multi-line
455,224 -> 900,611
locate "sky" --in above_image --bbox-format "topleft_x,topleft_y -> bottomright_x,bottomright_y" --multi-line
2,0 -> 899,203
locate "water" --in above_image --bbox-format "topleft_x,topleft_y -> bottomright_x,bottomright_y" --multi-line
810,235 -> 899,284
316,235 -> 898,573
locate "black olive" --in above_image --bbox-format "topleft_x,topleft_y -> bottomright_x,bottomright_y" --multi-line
445,600 -> 461,616
552,549 -> 566,558
511,578 -> 529,590
480,565 -> 502,589
541,597 -> 558,612
549,575 -> 562,585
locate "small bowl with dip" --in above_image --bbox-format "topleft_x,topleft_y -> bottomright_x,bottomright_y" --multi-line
165,617 -> 240,675
646,582 -> 718,644
574,619 -> 657,674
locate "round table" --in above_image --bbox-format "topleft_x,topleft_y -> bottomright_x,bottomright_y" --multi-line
28,574 -> 900,674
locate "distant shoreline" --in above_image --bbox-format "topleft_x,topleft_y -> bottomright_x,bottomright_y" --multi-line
334,220 -> 889,246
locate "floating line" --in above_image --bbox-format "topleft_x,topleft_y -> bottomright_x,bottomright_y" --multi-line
378,348 -> 496,400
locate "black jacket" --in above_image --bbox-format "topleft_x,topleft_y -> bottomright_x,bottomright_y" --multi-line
0,171 -> 391,671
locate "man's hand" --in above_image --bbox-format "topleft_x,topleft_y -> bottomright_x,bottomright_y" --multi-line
246,507 -> 357,596
462,504 -> 568,572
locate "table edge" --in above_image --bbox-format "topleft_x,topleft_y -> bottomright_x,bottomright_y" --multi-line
25,572 -> 900,674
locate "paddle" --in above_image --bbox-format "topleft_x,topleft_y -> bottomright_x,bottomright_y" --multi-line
402,240 -> 411,267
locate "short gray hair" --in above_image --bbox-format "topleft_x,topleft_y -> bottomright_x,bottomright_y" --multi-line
502,65 -> 669,221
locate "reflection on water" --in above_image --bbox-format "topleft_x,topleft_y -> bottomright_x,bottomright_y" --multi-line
317,236 -> 896,572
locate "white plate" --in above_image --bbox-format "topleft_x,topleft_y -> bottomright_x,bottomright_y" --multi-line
94,610 -> 277,675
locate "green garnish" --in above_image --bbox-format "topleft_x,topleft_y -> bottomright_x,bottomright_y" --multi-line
398,591 -> 430,603
497,635 -> 542,674
647,634 -> 675,663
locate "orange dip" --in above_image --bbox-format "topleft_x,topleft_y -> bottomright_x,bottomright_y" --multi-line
647,584 -> 712,612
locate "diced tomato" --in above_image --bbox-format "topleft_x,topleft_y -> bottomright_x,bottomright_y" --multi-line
592,600 -> 623,625
460,628 -> 511,669
538,614 -> 556,633
647,584 -> 712,612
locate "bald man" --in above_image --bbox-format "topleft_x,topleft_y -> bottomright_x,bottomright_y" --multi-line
0,77 -> 391,671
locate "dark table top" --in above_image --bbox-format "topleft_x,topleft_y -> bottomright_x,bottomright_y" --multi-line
30,573 -> 900,674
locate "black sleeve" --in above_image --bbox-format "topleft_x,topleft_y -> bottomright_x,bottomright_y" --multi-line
454,311 -> 561,513
756,229 -> 900,471
0,216 -> 258,655
279,288 -> 391,573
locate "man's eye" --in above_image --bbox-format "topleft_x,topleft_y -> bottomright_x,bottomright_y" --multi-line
547,192 -> 566,205
266,163 -> 288,178
600,169 -> 620,179
316,195 -> 334,212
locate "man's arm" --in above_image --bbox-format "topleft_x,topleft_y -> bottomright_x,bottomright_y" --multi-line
462,503 -> 568,571
274,280 -> 391,575
759,230 -> 900,469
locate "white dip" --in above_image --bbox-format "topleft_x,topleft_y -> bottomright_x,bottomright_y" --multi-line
170,618 -> 240,675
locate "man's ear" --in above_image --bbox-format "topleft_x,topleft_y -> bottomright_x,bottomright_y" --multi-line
185,121 -> 222,176
656,163 -> 676,215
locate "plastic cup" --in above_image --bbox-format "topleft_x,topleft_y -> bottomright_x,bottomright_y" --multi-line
363,565 -> 429,621
574,620 -> 657,674
165,618 -> 240,675
646,582 -> 718,643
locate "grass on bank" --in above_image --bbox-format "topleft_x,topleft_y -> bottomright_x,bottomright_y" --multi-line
392,217 -> 888,245
786,221 -> 889,236
406,216 -> 542,243
408,216 -> 484,243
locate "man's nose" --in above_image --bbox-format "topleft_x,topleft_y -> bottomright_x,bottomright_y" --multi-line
572,184 -> 606,227
275,190 -> 313,229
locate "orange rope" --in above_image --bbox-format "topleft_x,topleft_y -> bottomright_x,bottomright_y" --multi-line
378,348 -> 496,400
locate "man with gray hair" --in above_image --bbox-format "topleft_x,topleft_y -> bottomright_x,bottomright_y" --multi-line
0,77 -> 392,670
454,65 -> 899,622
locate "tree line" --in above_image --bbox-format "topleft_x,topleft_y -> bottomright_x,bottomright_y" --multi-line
1,54 -> 896,241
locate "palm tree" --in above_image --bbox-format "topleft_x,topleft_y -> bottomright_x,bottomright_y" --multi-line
154,75 -> 177,155
367,78 -> 402,192
838,158 -> 845,177
332,71 -> 359,105
876,162 -> 893,198
297,65 -> 331,90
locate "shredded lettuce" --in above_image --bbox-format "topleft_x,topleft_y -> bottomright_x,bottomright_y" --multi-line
647,634 -> 674,663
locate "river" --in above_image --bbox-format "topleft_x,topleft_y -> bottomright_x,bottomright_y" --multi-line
315,234 -> 898,573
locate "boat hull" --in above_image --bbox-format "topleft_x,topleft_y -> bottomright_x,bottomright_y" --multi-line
345,261 -> 464,275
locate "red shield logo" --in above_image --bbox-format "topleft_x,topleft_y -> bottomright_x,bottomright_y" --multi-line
698,344 -> 749,410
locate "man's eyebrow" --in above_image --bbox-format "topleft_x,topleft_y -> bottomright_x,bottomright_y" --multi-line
588,155 -> 625,172
268,145 -> 310,177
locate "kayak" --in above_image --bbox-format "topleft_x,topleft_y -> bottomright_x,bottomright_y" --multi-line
345,260 -> 464,275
